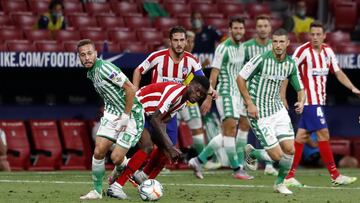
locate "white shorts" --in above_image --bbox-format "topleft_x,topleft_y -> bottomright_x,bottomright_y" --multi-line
216,95 -> 246,121
178,104 -> 202,129
97,111 -> 144,149
249,108 -> 294,149
0,130 -> 6,146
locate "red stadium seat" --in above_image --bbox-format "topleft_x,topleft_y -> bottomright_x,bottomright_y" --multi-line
94,41 -> 122,53
330,139 -> 351,156
68,15 -> 98,27
335,43 -> 360,54
244,29 -> 257,40
0,15 -> 13,26
204,18 -> 228,29
191,3 -> 218,14
287,43 -> 302,55
163,0 -> 186,3
120,42 -> 148,53
29,0 -> 49,14
111,1 -> 139,15
35,40 -> 65,52
108,30 -> 137,42
245,19 -> 256,29
191,0 -> 213,3
85,2 -> 112,15
247,3 -> 271,18
80,30 -> 108,42
217,3 -> 244,18
326,31 -> 351,46
288,32 -> 297,43
271,18 -> 283,30
0,28 -> 23,41
164,3 -> 191,16
28,120 -> 62,170
202,13 -> 224,18
63,41 -> 78,52
154,17 -> 179,31
54,30 -> 81,42
0,121 -> 31,170
1,1 -> 29,13
177,17 -> 192,30
334,1 -> 358,31
24,30 -> 52,41
299,32 -> 311,43
96,16 -> 125,29
137,31 -> 163,45
11,12 -> 38,29
63,1 -> 84,14
58,120 -> 92,170
0,43 -> 8,51
124,16 -> 152,29
351,139 -> 360,166
7,41 -> 37,52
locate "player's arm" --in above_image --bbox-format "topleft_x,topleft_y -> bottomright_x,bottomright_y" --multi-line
132,67 -> 142,90
280,79 -> 289,110
122,81 -> 136,115
133,54 -> 155,89
288,63 -> 305,114
334,70 -> 360,97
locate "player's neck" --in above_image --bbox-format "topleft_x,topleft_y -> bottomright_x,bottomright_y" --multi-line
273,52 -> 286,62
255,37 -> 269,46
311,44 -> 322,52
169,49 -> 184,63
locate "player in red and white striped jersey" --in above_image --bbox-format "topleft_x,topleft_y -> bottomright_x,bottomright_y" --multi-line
108,76 -> 211,199
284,21 -> 360,187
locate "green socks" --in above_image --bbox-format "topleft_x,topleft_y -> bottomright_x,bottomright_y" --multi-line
236,129 -> 248,168
198,134 -> 222,163
223,136 -> 239,169
192,134 -> 205,154
92,156 -> 105,194
276,154 -> 293,185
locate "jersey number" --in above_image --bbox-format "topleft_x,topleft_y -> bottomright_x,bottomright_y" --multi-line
316,107 -> 324,118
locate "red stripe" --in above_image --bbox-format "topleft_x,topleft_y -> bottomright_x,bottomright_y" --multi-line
183,57 -> 188,78
147,49 -> 168,63
301,62 -> 312,105
162,54 -> 169,78
173,63 -> 179,79
145,106 -> 157,113
184,51 -> 199,63
151,64 -> 158,83
318,48 -> 325,105
309,48 -> 320,105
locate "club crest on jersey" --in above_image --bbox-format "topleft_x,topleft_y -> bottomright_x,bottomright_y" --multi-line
109,71 -> 118,80
182,67 -> 188,75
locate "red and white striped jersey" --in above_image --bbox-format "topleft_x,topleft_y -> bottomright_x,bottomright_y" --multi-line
136,82 -> 188,118
137,48 -> 202,84
292,42 -> 340,105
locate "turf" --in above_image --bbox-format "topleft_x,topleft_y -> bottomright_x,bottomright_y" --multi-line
0,168 -> 359,203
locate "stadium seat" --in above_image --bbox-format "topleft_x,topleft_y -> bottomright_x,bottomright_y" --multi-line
28,120 -> 62,170
202,13 -> 224,18
163,0 -> 186,3
0,121 -> 31,170
137,31 -> 163,45
191,3 -> 218,14
1,0 -> 29,13
54,30 -> 81,42
177,17 -> 192,30
63,1 -> 84,14
11,12 -> 38,29
29,0 -> 49,14
68,15 -> 98,28
288,32 -> 297,43
7,41 -> 37,52
244,29 -> 257,40
96,15 -> 125,29
35,40 -> 65,52
334,1 -> 358,31
111,1 -> 139,15
287,43 -> 302,55
124,16 -> 152,29
120,42 -> 148,53
85,2 -> 112,15
0,27 -> 24,41
271,18 -> 283,30
0,15 -> 13,26
63,41 -> 79,52
330,139 -> 351,156
80,30 -> 108,42
247,3 -> 271,18
94,41 -> 122,53
108,30 -> 137,42
335,43 -> 360,54
191,0 -> 213,3
204,18 -> 228,30
0,43 -> 8,51
299,32 -> 311,43
245,19 -> 256,29
58,120 -> 92,170
24,30 -> 52,41
217,3 -> 244,17
326,31 -> 351,46
154,17 -> 178,31
164,3 -> 191,16
351,139 -> 360,166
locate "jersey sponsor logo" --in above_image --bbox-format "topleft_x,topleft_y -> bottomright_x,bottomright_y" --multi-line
261,74 -> 287,81
312,68 -> 329,76
162,77 -> 184,84
182,66 -> 188,75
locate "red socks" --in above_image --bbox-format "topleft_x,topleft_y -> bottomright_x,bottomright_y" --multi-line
143,148 -> 169,179
286,141 -> 304,179
318,141 -> 340,180
116,149 -> 148,186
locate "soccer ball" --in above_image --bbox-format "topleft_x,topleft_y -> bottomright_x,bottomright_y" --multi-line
138,179 -> 163,201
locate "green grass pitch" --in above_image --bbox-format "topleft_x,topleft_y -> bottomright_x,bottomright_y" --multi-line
0,169 -> 359,203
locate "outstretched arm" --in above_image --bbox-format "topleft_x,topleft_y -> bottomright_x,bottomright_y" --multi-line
200,68 -> 219,114
132,68 -> 142,90
335,70 -> 360,97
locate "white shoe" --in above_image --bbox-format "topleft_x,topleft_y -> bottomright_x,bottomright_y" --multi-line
188,157 -> 204,179
332,175 -> 357,186
203,160 -> 222,170
264,164 -> 278,176
244,144 -> 258,171
80,190 -> 102,200
273,183 -> 293,195
284,177 -> 305,187
132,170 -> 149,185
106,182 -> 128,199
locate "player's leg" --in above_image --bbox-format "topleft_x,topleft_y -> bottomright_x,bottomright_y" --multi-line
0,134 -> 11,171
182,104 -> 205,154
236,116 -> 249,172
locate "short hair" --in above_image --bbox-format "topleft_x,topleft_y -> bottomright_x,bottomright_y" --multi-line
273,28 -> 288,37
256,14 -> 271,22
77,39 -> 95,51
169,26 -> 187,39
49,0 -> 64,10
191,75 -> 210,91
229,16 -> 245,28
310,21 -> 326,32
186,30 -> 195,39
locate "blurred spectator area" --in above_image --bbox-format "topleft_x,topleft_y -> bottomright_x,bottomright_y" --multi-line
0,0 -> 359,53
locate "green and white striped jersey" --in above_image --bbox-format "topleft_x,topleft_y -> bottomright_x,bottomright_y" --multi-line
243,39 -> 272,63
239,51 -> 303,118
211,38 -> 245,96
87,58 -> 142,116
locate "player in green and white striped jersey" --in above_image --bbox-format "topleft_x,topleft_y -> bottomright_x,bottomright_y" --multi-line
77,39 -> 144,200
189,17 -> 253,180
240,15 -> 278,176
237,29 -> 305,194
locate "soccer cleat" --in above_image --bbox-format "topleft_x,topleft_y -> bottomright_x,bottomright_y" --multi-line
331,175 -> 357,186
132,170 -> 149,185
284,177 -> 305,187
264,164 -> 278,176
106,182 -> 128,199
233,168 -> 254,180
273,183 -> 293,195
188,157 -> 204,179
80,190 -> 102,200
203,160 -> 222,170
244,144 -> 258,171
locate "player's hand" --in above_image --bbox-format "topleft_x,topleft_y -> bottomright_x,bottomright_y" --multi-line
352,87 -> 360,97
164,146 -> 182,163
200,96 -> 212,115
294,102 -> 304,114
115,113 -> 130,132
247,103 -> 259,119
209,88 -> 218,100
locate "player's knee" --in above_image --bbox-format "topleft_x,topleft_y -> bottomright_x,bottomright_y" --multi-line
268,151 -> 283,162
93,147 -> 106,159
111,154 -> 124,165
141,144 -> 154,155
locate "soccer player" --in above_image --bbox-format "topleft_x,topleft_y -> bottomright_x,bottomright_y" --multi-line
241,15 -> 278,176
0,128 -> 11,171
108,77 -> 211,199
78,39 -> 145,200
284,21 -> 360,187
238,29 -> 305,194
189,17 -> 253,180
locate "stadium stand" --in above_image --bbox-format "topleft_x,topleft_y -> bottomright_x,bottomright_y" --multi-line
84,2 -> 112,15
96,15 -> 125,29
330,139 -> 351,156
29,0 -> 50,15
35,40 -> 65,52
54,30 -> 81,42
334,1 -> 358,31
7,41 -> 37,52
25,30 -> 52,41
1,0 -> 29,13
108,30 -> 137,42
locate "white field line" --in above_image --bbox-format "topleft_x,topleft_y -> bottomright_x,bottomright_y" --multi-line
0,179 -> 359,190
